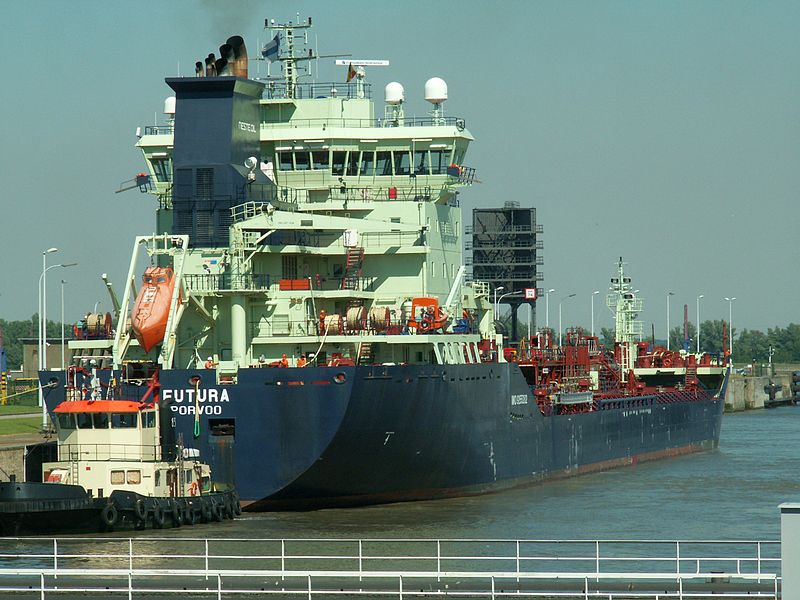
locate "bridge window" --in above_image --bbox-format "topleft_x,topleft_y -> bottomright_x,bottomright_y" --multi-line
414,151 -> 429,175
111,413 -> 138,429
430,149 -> 452,174
56,414 -> 75,430
311,151 -> 329,170
393,151 -> 411,176
360,151 -> 375,176
331,151 -> 347,176
294,151 -> 311,171
277,151 -> 293,171
92,413 -> 109,429
151,157 -> 172,183
376,151 -> 392,176
347,151 -> 360,176
76,413 -> 93,429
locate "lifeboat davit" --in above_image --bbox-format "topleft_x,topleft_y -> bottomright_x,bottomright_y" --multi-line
131,266 -> 178,353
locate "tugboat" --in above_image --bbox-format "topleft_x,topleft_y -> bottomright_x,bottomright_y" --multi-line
0,372 -> 239,535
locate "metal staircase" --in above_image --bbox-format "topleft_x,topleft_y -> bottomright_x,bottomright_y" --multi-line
340,247 -> 364,290
356,342 -> 374,366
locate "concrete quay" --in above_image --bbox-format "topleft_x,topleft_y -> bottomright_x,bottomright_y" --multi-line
725,372 -> 797,412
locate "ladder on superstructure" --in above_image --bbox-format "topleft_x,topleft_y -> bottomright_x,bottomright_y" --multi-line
340,247 -> 364,290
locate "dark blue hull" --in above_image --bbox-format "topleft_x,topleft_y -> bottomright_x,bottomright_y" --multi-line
41,363 -> 725,509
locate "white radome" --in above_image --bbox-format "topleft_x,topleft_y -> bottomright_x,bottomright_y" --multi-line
384,82 -> 404,105
163,96 -> 176,115
424,77 -> 448,104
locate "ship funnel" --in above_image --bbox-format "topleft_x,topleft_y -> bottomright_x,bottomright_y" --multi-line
227,35 -> 248,78
205,54 -> 217,77
215,58 -> 231,76
219,43 -> 234,65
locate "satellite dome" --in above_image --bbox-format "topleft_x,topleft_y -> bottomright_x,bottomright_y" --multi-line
163,96 -> 176,115
384,82 -> 404,105
424,77 -> 448,104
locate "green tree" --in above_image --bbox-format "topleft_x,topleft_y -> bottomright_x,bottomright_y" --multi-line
699,320 -> 735,355
600,327 -> 615,349
669,323 -> 696,352
734,329 -> 770,363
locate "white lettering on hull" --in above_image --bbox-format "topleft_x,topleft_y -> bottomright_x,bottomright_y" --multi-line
162,388 -> 230,416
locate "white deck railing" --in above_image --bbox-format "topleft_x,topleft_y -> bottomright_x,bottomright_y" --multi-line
0,537 -> 781,598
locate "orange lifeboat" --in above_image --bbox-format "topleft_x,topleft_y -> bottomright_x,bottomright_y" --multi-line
131,266 -> 178,353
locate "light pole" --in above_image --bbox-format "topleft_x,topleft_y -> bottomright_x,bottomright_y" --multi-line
493,286 -> 505,322
61,279 -> 67,370
666,291 -> 675,350
545,288 -> 555,330
724,296 -> 736,360
590,290 -> 600,337
696,294 -> 704,353
558,293 -> 576,346
39,248 -> 58,409
38,262 -> 77,429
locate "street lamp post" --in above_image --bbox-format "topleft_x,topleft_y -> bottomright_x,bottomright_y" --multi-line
61,279 -> 67,370
591,290 -> 600,337
493,286 -> 505,322
666,292 -> 675,351
724,296 -> 737,360
558,293 -> 576,346
696,294 -> 704,353
38,261 -> 77,430
38,248 -> 58,410
545,288 -> 555,330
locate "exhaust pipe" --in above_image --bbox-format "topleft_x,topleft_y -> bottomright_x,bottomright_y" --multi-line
227,35 -> 248,78
215,58 -> 230,76
205,53 -> 217,77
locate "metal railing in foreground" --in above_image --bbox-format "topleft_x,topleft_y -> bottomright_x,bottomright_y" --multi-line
0,537 -> 781,598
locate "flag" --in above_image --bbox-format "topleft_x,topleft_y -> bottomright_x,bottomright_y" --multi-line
262,34 -> 280,63
346,62 -> 357,83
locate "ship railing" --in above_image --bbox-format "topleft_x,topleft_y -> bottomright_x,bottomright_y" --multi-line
261,115 -> 466,130
252,313 -> 405,339
238,229 -> 424,250
0,537 -> 780,598
142,124 -> 174,135
56,443 -> 161,462
263,81 -> 372,100
184,274 -> 272,293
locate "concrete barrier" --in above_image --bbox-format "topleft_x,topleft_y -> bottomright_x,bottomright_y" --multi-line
725,374 -> 794,412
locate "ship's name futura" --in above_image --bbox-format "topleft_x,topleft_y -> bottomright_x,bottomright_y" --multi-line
162,389 -> 231,403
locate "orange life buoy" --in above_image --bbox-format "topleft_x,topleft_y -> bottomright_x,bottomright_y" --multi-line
663,358 -> 672,367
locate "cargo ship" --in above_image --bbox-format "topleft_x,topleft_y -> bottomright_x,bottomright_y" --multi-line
40,16 -> 728,510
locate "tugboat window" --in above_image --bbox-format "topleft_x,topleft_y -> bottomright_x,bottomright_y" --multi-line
110,470 -> 125,485
57,414 -> 75,430
142,411 -> 156,428
127,470 -> 141,485
111,413 -> 138,428
92,413 -> 109,429
76,413 -> 93,429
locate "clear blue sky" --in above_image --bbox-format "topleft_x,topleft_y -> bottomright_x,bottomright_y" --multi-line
1,0 -> 798,335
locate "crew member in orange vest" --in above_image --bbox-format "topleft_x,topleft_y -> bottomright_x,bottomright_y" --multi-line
280,353 -> 289,368
319,309 -> 327,335
204,356 -> 216,369
297,354 -> 307,368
